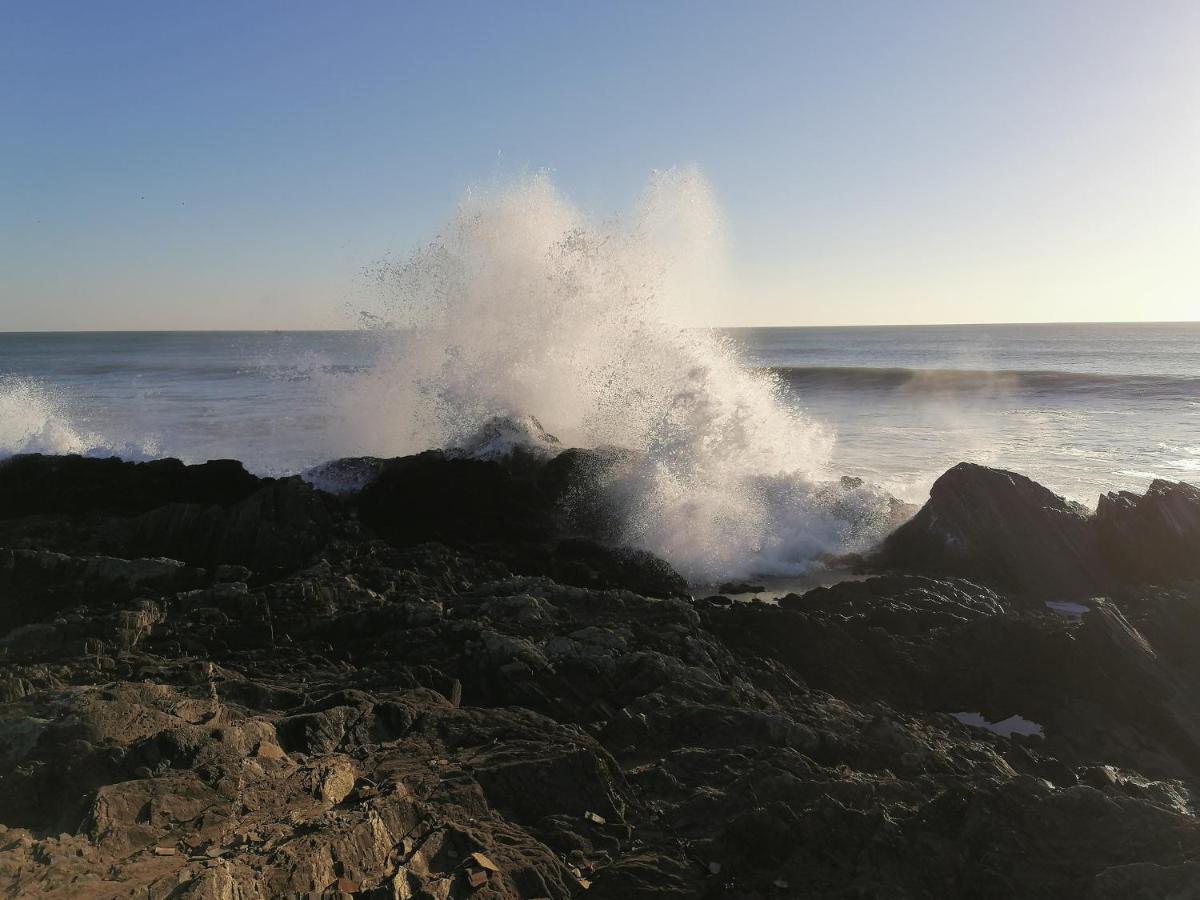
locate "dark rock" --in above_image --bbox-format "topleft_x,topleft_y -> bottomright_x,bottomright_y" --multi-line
3,454 -> 1200,899
129,477 -> 344,574
538,445 -> 637,542
354,450 -> 560,546
0,454 -> 261,518
871,462 -> 1111,598
778,574 -> 1007,632
1096,479 -> 1200,584
352,450 -> 687,595
300,455 -> 391,494
718,581 -> 765,595
0,549 -> 195,634
508,538 -> 688,598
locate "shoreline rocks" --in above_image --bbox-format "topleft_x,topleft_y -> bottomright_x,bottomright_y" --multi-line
0,451 -> 1198,897
869,461 -> 1200,599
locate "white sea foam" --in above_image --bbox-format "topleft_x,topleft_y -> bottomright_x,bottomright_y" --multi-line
329,170 -> 897,580
0,378 -> 94,456
0,171 -> 902,581
0,377 -> 159,461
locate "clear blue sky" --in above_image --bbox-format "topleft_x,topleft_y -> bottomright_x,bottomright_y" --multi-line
2,0 -> 1196,329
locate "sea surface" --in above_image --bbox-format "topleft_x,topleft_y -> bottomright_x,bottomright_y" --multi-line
1,323 -> 1196,506
729,322 -> 1200,503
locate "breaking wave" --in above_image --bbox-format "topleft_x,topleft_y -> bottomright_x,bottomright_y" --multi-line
774,366 -> 1200,400
1,171 -> 904,581
0,378 -> 92,456
328,169 -> 896,580
0,377 -> 159,461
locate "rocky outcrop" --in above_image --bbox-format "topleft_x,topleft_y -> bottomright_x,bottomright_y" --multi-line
6,540 -> 1200,898
352,446 -> 630,550
778,574 -> 1007,631
871,463 -> 1200,599
0,454 -> 261,516
351,449 -> 686,596
0,549 -> 198,633
871,463 -> 1109,598
0,452 -> 686,594
4,455 -> 1200,897
354,450 -> 561,546
1096,479 -> 1200,584
129,477 -> 347,575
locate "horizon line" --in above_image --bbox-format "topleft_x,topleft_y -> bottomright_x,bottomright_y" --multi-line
1,319 -> 1198,335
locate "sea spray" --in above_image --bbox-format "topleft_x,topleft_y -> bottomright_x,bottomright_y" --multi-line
0,377 -> 95,456
333,170 -> 896,580
0,376 -> 160,461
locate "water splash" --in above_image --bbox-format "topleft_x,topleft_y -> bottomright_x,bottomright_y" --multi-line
0,377 -> 159,461
333,169 -> 894,580
0,378 -> 94,456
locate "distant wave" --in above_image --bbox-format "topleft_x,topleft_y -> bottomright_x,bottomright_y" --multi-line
770,366 -> 1200,399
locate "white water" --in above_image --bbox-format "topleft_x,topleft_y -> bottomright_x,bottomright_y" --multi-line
0,171 -> 900,581
0,378 -> 102,457
327,170 -> 896,580
0,377 -> 160,461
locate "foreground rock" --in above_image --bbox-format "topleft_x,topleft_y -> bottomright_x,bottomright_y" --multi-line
2,453 -> 1200,897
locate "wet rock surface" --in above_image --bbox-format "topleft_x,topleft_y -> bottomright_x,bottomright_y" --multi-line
870,462 -> 1109,598
1096,479 -> 1200,585
1,453 -> 1200,898
871,461 -> 1200,600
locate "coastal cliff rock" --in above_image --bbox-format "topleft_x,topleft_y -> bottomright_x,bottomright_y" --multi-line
1096,479 -> 1200,584
870,462 -> 1200,599
870,462 -> 1110,598
129,477 -> 346,575
3,453 -> 1200,897
0,454 -> 261,516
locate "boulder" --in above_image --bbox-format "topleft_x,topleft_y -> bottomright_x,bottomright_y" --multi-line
0,549 -> 195,634
354,451 -> 560,546
1096,479 -> 1200,584
301,455 -> 391,495
0,454 -> 261,518
871,462 -> 1110,598
352,449 -> 687,595
130,477 -> 344,574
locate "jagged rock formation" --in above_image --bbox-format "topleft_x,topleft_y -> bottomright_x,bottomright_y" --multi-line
1096,479 -> 1200,585
871,462 -> 1200,599
2,453 -> 1200,898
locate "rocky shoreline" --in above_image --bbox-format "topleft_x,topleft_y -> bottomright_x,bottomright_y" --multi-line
2,450 -> 1199,898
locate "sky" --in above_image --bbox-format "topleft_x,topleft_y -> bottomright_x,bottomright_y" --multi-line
1,0 -> 1197,330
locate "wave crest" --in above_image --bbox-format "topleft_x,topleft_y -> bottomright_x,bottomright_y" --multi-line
773,366 -> 1200,399
330,170 -> 889,580
0,377 -> 159,461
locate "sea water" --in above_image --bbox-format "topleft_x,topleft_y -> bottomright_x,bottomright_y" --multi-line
2,324 -> 1194,503
2,322 -> 1195,579
1,173 -> 1196,580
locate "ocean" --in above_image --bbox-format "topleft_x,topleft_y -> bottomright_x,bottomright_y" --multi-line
1,323 -> 1195,509
730,321 -> 1200,503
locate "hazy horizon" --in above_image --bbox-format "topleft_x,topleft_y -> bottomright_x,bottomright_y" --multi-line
1,318 -> 1199,336
3,1 -> 1197,330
